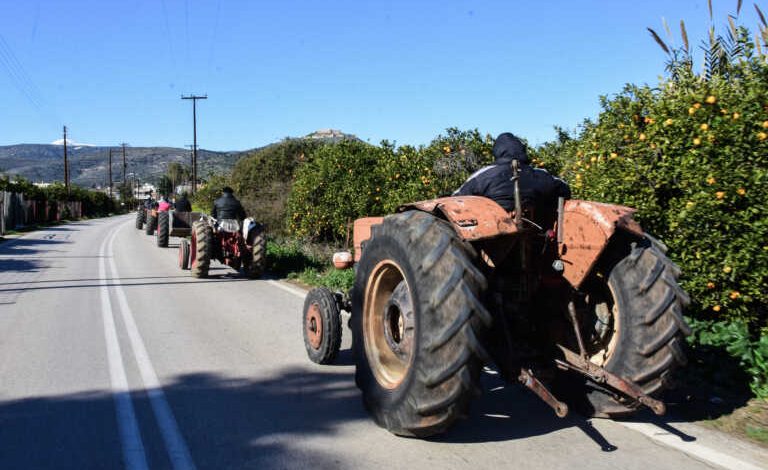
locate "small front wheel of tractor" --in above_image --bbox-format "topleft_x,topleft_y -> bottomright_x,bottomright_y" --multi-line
145,214 -> 157,235
178,238 -> 191,270
156,211 -> 170,247
247,229 -> 266,279
303,287 -> 342,364
561,237 -> 691,417
190,221 -> 212,278
351,211 -> 491,437
135,210 -> 144,230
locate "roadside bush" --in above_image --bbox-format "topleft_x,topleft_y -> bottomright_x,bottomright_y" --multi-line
688,317 -> 768,398
375,128 -> 494,213
287,139 -> 386,240
286,129 -> 494,241
230,139 -> 321,235
190,173 -> 230,213
535,8 -> 768,397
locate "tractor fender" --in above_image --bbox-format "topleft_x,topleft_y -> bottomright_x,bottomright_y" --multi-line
560,200 -> 645,288
353,196 -> 517,262
242,217 -> 257,240
398,196 -> 519,241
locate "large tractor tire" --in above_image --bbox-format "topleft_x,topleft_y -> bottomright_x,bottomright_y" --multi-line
156,211 -> 169,247
135,210 -> 145,230
351,210 -> 492,437
178,239 -> 191,270
303,287 -> 342,364
145,214 -> 157,235
190,221 -> 212,278
246,228 -> 266,279
565,237 -> 691,417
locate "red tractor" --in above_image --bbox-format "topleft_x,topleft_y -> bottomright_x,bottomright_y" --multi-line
178,216 -> 266,279
302,178 -> 690,437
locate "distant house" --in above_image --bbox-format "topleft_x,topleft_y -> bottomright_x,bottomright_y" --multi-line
306,129 -> 357,141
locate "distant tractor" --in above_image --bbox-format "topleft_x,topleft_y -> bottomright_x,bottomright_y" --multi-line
302,179 -> 689,437
135,208 -> 146,230
135,207 -> 158,235
179,215 -> 266,279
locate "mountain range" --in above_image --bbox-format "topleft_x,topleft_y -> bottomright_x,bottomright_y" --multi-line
0,129 -> 358,188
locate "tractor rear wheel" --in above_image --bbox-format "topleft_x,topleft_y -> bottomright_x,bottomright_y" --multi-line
351,211 -> 491,437
135,210 -> 144,229
565,237 -> 691,417
190,221 -> 212,278
303,287 -> 342,364
145,214 -> 157,235
156,212 -> 169,247
246,228 -> 266,279
178,239 -> 190,270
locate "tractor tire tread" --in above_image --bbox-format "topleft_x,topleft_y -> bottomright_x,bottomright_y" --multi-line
352,210 -> 488,437
580,239 -> 690,417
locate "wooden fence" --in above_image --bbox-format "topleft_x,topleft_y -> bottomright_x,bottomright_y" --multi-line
0,191 -> 82,235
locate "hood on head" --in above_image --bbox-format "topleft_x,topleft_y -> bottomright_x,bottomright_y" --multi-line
492,132 -> 528,164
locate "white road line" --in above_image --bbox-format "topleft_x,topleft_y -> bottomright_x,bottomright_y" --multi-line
98,227 -> 149,470
107,224 -> 197,470
267,279 -> 308,299
617,421 -> 766,470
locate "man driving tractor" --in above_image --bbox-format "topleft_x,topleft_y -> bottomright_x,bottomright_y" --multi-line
454,132 -> 571,226
211,186 -> 247,232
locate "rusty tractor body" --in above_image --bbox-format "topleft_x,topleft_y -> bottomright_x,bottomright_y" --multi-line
179,215 -> 266,279
303,191 -> 690,437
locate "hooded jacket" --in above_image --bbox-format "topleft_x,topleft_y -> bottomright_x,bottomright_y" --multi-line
454,133 -> 571,223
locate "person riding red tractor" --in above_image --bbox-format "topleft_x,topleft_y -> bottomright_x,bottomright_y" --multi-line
179,187 -> 266,278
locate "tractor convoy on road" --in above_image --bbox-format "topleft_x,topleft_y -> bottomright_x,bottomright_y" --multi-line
137,172 -> 690,438
135,205 -> 266,279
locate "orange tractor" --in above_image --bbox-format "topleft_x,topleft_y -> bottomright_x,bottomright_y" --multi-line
302,166 -> 690,437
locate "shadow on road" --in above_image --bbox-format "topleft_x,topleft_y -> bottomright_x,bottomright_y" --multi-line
0,369 -> 361,469
0,258 -> 47,274
0,363 -> 720,469
0,238 -> 70,274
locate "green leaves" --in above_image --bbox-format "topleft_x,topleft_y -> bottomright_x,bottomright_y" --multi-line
534,9 -> 768,398
285,129 -> 493,241
688,317 -> 768,398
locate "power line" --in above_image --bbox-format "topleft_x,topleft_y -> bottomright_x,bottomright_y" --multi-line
181,94 -> 207,194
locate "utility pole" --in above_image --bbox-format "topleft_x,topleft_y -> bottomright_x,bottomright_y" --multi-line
108,148 -> 113,199
185,144 -> 195,192
181,94 -> 207,194
63,126 -> 70,196
121,143 -> 128,199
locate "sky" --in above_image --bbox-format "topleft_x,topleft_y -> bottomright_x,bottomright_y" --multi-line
0,0 -> 764,151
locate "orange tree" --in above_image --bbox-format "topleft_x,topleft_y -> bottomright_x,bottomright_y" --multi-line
535,10 -> 768,395
287,139 -> 387,241
286,129 -> 494,241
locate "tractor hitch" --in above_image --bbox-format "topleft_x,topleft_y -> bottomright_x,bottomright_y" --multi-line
518,368 -> 569,418
556,346 -> 666,416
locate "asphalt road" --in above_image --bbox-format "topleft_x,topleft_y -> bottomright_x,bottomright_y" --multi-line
0,215 -> 766,470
